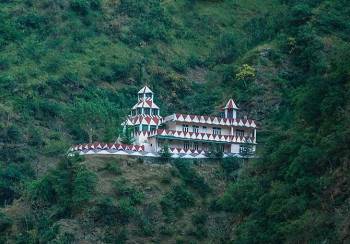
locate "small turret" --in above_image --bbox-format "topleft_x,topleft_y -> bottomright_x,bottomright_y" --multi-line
138,85 -> 153,101
224,99 -> 238,119
131,86 -> 160,116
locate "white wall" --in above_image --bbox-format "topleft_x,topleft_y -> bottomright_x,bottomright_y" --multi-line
166,122 -> 232,135
157,138 -> 231,153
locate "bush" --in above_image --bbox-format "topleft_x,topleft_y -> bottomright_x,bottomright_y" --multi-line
118,198 -> 136,223
103,161 -> 122,175
92,197 -> 119,225
5,125 -> 22,143
220,157 -> 242,180
0,211 -> 12,232
159,144 -> 172,162
28,156 -> 97,215
210,32 -> 239,65
113,179 -> 144,205
70,0 -> 90,15
160,184 -> 195,218
174,160 -> 211,196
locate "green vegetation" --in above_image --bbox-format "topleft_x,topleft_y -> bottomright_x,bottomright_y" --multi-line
0,0 -> 349,243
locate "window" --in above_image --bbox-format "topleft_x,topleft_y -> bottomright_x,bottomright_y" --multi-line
150,125 -> 157,131
144,108 -> 150,115
213,127 -> 221,135
193,142 -> 199,150
137,108 -> 142,115
202,126 -> 207,133
227,109 -> 233,118
142,124 -> 149,131
201,143 -> 207,151
220,145 -> 225,152
145,93 -> 152,98
236,129 -> 244,137
152,109 -> 159,115
134,125 -> 139,133
132,110 -> 136,116
138,94 -> 143,100
192,125 -> 199,133
184,141 -> 190,150
183,124 -> 189,132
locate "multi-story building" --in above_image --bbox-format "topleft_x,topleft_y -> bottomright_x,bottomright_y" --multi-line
71,85 -> 257,158
123,86 -> 257,157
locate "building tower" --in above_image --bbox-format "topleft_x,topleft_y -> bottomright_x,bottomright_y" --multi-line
123,86 -> 162,144
224,98 -> 238,119
131,86 -> 160,117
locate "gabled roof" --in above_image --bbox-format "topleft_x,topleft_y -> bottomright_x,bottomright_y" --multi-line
138,85 -> 153,94
132,98 -> 159,109
163,113 -> 256,128
224,99 -> 238,109
123,114 -> 163,126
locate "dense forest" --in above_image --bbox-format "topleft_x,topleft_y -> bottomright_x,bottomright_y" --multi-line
0,0 -> 349,243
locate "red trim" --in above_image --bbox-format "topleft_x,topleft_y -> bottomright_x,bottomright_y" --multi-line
72,143 -> 144,152
169,113 -> 255,126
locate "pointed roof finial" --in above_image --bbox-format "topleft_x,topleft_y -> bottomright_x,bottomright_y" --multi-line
138,85 -> 153,94
224,99 -> 238,109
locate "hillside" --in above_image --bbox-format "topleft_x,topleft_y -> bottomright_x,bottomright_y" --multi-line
1,0 -> 350,243
3,156 -> 239,243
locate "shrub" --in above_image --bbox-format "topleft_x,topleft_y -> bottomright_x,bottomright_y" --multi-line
210,32 -> 239,64
5,125 -> 22,143
174,159 -> 211,196
104,228 -> 128,244
137,214 -> 154,236
220,157 -> 242,180
28,155 -> 96,215
103,161 -> 122,175
160,184 -> 195,218
192,212 -> 208,226
159,144 -> 172,162
159,224 -> 174,236
70,0 -> 90,15
0,211 -> 12,232
92,197 -> 119,225
113,179 -> 144,205
118,198 -> 136,222
205,144 -> 224,159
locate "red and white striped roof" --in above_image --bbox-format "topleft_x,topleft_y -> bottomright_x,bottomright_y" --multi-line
224,99 -> 238,109
71,143 -> 145,152
137,129 -> 256,144
132,97 -> 159,109
124,114 -> 162,126
163,114 -> 256,128
138,86 -> 153,94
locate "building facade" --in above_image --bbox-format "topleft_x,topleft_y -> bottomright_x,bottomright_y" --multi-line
123,86 -> 257,157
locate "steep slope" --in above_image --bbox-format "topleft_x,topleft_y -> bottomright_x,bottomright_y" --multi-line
1,0 -> 350,243
0,0 -> 283,207
3,156 -> 239,243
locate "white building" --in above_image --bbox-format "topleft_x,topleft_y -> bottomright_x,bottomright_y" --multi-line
71,86 -> 257,158
123,86 -> 257,157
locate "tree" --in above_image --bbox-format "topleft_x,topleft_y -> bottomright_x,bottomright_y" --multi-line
206,144 -> 224,159
120,126 -> 135,145
236,64 -> 256,88
239,143 -> 254,157
159,143 -> 172,161
29,155 -> 97,216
